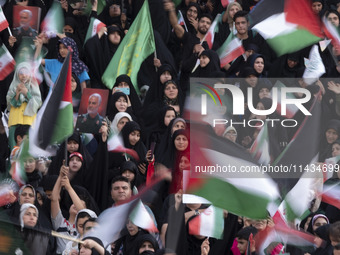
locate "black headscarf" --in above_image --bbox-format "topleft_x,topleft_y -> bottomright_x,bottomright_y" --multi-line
183,3 -> 201,35
155,118 -> 186,162
121,121 -> 147,164
319,119 -> 340,162
98,0 -> 123,26
72,73 -> 82,113
143,64 -> 178,112
80,236 -> 111,255
48,133 -> 93,176
135,234 -> 159,255
107,25 -> 124,55
145,106 -> 177,148
246,53 -> 266,77
83,25 -> 122,89
120,161 -> 139,188
192,50 -> 225,78
113,74 -> 142,119
160,129 -> 189,169
107,92 -> 130,121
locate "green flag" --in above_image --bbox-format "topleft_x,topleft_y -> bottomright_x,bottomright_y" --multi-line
102,0 -> 155,93
84,0 -> 106,16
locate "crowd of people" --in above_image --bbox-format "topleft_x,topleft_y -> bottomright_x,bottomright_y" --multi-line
0,0 -> 340,254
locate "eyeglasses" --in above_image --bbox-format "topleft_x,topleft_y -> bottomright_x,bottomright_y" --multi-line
21,192 -> 34,198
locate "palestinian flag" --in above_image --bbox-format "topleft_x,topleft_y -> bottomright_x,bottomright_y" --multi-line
203,14 -> 222,49
0,6 -> 9,32
129,200 -> 158,233
188,205 -> 224,239
320,184 -> 340,210
107,132 -> 140,161
250,0 -> 323,56
29,51 -> 73,157
84,18 -> 106,45
216,32 -> 244,68
186,123 -> 280,219
255,219 -> 315,254
283,168 -> 322,222
272,95 -> 321,195
0,44 -> 15,81
40,1 -> 64,38
250,122 -> 271,165
0,214 -> 30,254
90,179 -> 162,245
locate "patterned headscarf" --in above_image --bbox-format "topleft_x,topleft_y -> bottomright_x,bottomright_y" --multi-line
57,37 -> 89,76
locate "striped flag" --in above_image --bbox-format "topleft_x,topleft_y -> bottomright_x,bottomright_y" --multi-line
84,18 -> 106,45
272,95 -> 321,196
0,179 -> 18,207
89,179 -> 163,245
0,6 -> 9,32
0,213 -> 31,254
320,183 -> 340,210
216,32 -> 244,68
129,200 -> 158,233
29,51 -> 73,157
0,44 -> 15,81
188,205 -> 224,239
11,139 -> 30,186
40,1 -> 64,38
89,198 -> 139,245
107,132 -> 140,161
177,10 -> 188,32
323,17 -> 340,51
250,122 -> 271,165
250,0 -> 323,56
255,216 -> 316,254
187,123 -> 280,219
283,169 -> 323,222
202,14 -> 222,49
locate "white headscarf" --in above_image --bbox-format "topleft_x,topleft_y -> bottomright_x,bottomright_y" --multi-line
110,112 -> 132,135
6,62 -> 42,116
20,203 -> 38,230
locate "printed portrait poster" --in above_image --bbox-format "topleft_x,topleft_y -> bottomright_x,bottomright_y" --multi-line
75,88 -> 109,134
13,5 -> 41,38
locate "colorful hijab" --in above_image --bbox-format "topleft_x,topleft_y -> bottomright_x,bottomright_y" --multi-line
57,37 -> 89,76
